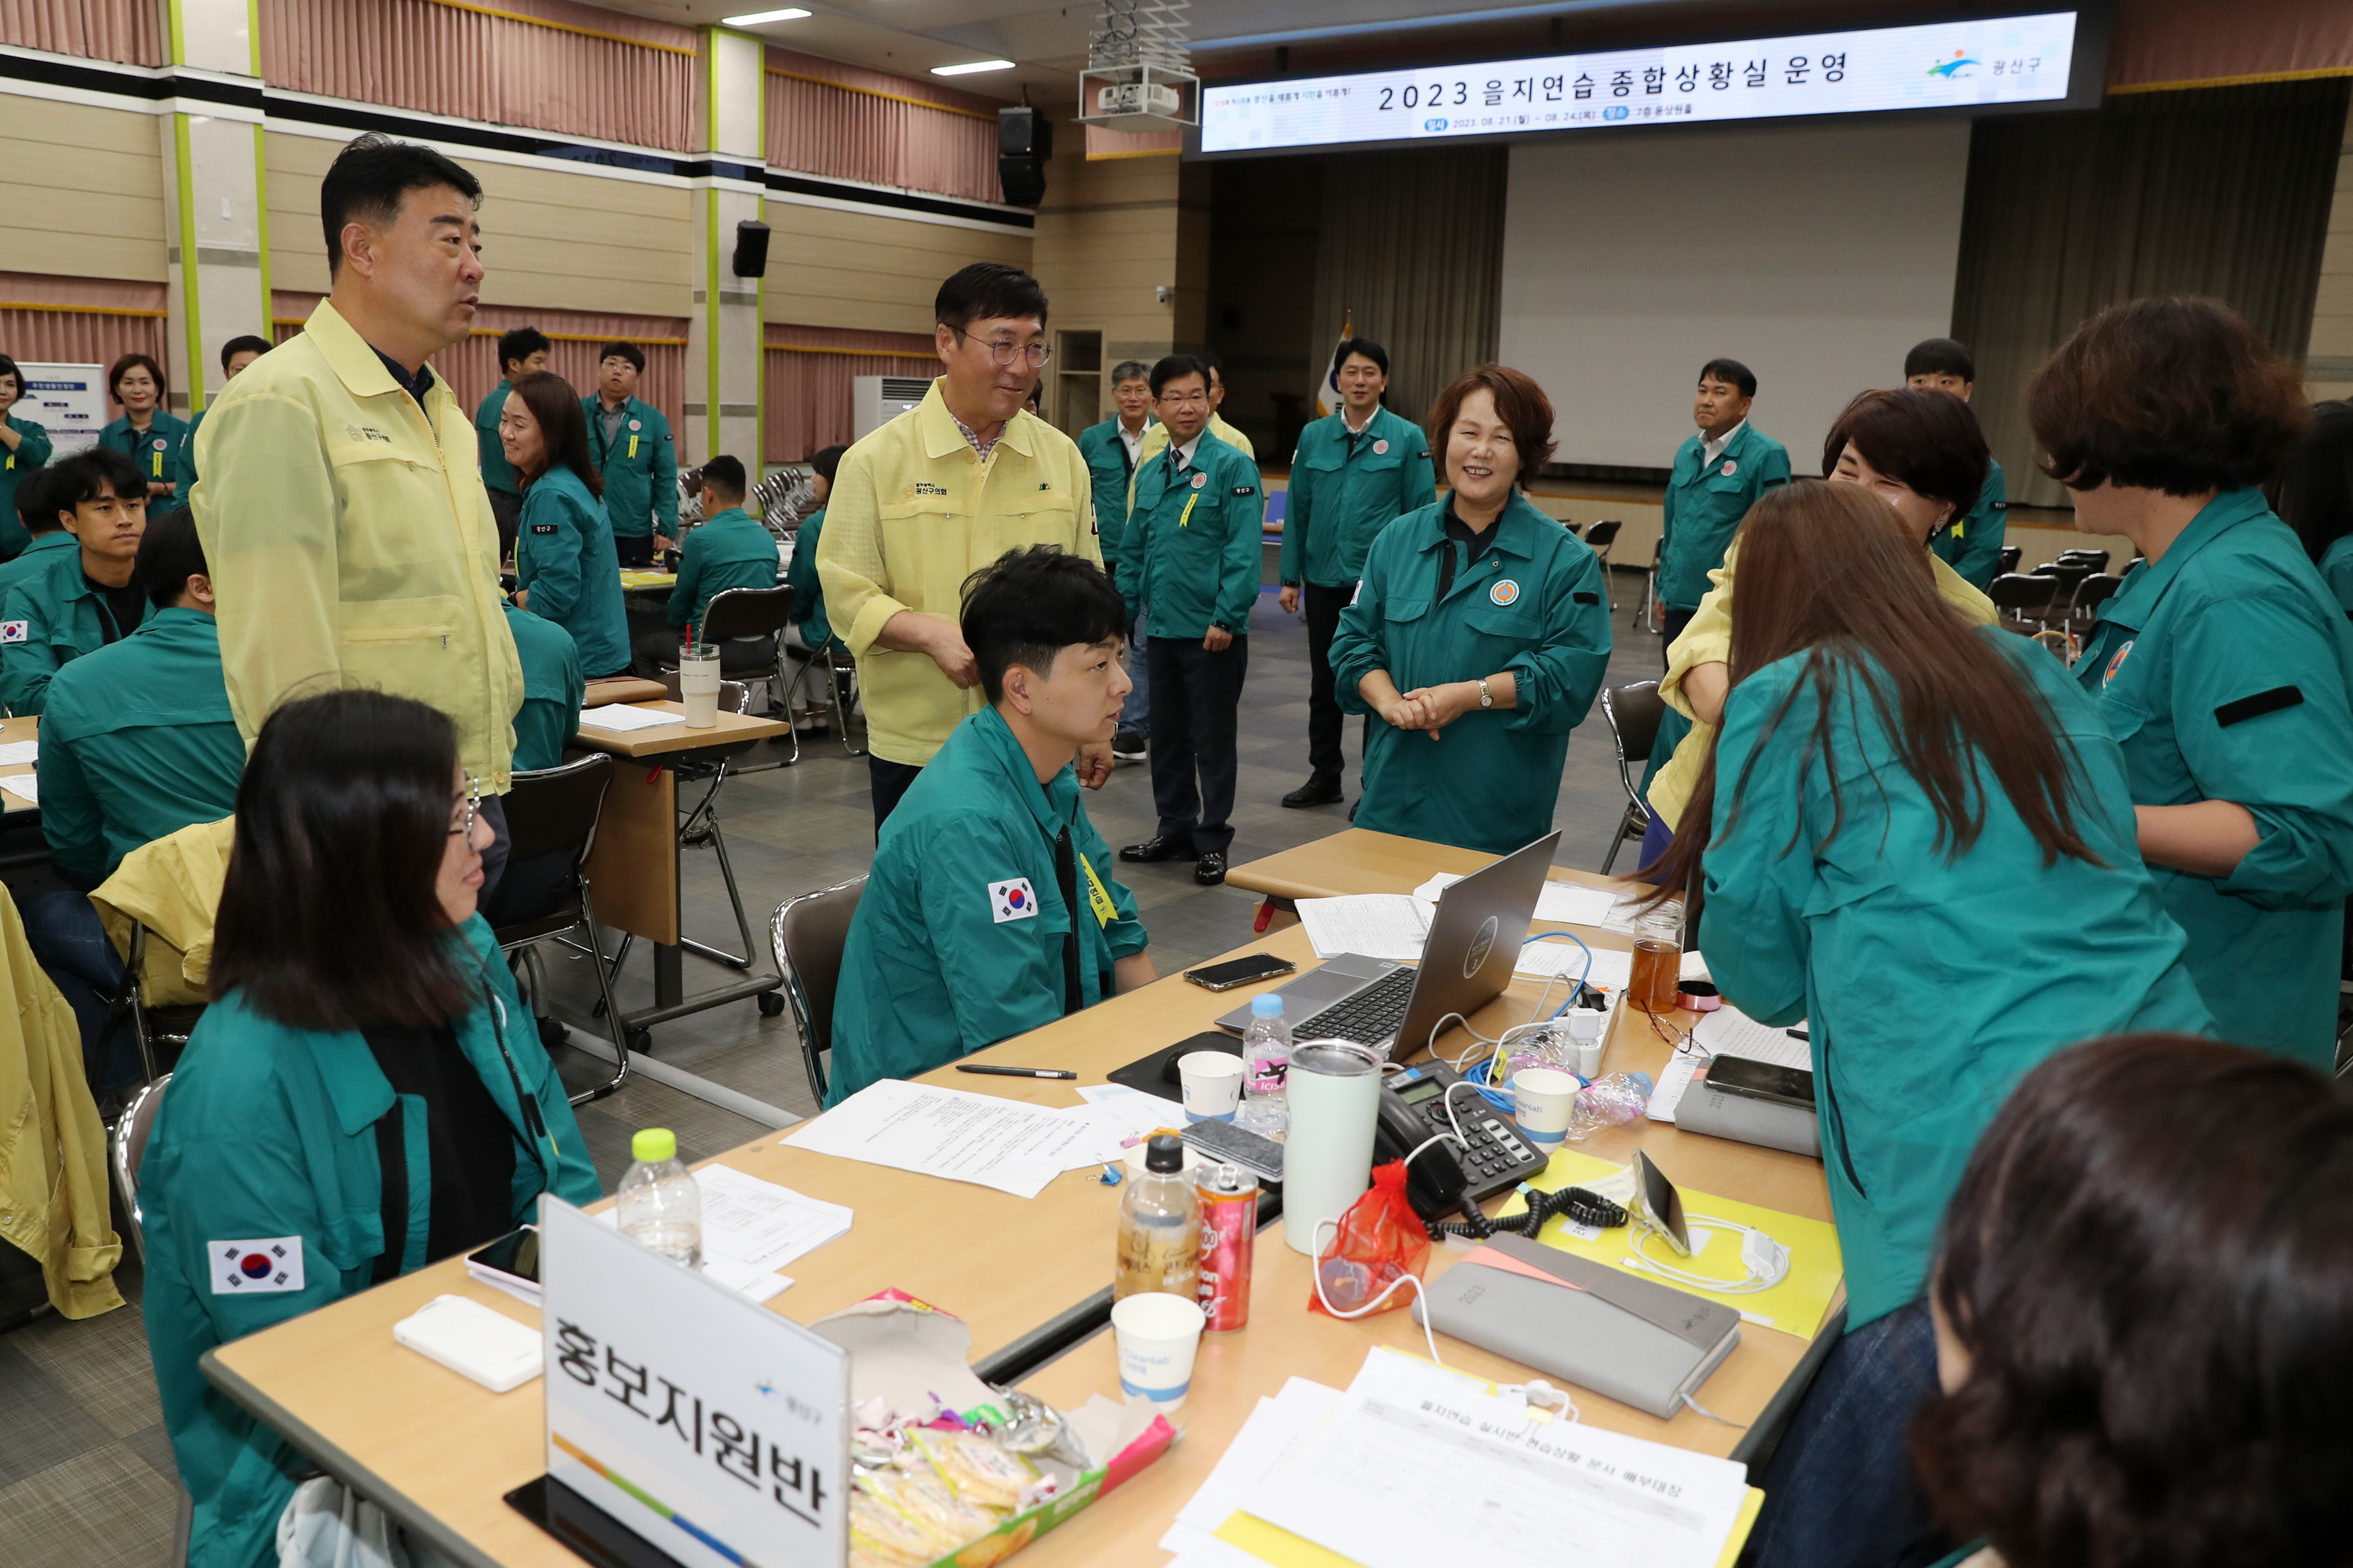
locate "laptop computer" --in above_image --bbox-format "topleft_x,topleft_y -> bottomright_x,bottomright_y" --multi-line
1215,831 -> 1562,1061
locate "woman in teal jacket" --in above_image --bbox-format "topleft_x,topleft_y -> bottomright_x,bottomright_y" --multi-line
0,353 -> 53,558
2034,300 -> 2353,1070
1652,482 -> 2212,1568
140,690 -> 601,1568
503,371 -> 630,677
1330,365 -> 1610,854
96,351 -> 190,504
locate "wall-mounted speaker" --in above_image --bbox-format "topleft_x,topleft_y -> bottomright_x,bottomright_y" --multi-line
731,220 -> 771,278
997,107 -> 1052,207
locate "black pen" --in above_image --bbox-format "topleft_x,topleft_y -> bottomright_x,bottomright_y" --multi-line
956,1064 -> 1078,1081
1786,1028 -> 1809,1041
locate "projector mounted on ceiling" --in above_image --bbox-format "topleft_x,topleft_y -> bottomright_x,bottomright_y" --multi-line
1079,0 -> 1198,132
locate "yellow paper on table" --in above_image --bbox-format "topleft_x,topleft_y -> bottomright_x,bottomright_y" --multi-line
1497,1148 -> 1845,1339
1212,1489 -> 1765,1568
619,570 -> 677,591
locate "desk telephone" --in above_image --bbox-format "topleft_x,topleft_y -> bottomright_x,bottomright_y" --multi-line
1374,1061 -> 1552,1219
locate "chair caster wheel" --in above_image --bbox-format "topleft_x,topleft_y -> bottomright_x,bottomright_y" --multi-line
627,1028 -> 653,1054
758,991 -> 786,1017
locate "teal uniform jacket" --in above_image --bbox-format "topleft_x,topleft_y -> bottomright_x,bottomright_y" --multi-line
140,918 -> 599,1568
1703,627 -> 2214,1328
475,379 -> 518,497
1659,424 -> 1791,612
0,414 -> 53,558
1330,493 -> 1613,855
583,395 -> 677,541
2319,533 -> 2353,614
1077,417 -> 1146,561
100,410 -> 193,498
828,705 -> 1148,1104
784,506 -> 833,648
0,529 -> 75,599
0,545 -> 152,715
1278,406 -> 1437,589
501,602 -> 584,772
2075,489 -> 2353,1066
669,506 -> 778,634
1115,431 -> 1263,638
515,466 -> 629,678
38,608 -> 243,889
1929,458 -> 2008,591
168,409 -> 202,505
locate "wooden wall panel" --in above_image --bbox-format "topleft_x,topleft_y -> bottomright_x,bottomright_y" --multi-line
0,94 -> 165,284
762,201 -> 1031,337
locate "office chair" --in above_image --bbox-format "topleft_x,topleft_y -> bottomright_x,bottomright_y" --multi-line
1599,681 -> 1665,876
486,754 -> 630,1106
110,1072 -> 170,1263
770,875 -> 866,1104
1584,519 -> 1624,608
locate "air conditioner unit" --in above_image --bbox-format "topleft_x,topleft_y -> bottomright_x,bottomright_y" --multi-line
853,375 -> 933,441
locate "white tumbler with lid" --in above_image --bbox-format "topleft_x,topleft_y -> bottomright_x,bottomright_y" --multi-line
1282,1040 -> 1384,1255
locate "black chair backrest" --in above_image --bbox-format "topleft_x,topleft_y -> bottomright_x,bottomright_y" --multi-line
2071,573 -> 2123,614
2031,562 -> 2094,593
1603,681 -> 1665,765
1584,518 -> 1623,548
2057,548 -> 2110,573
1996,545 -> 2022,574
698,585 -> 795,643
1989,573 -> 2055,611
779,876 -> 865,1067
502,754 -> 613,864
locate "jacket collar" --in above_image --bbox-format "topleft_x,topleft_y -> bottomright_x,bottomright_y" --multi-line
968,705 -> 1074,841
303,298 -> 413,404
24,531 -> 73,556
313,919 -> 533,1137
915,378 -> 1039,464
2097,489 -> 2269,634
1407,489 -> 1552,562
703,506 -> 752,529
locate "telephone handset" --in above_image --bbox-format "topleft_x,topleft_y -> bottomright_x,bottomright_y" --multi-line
1373,1084 -> 1469,1221
1373,1060 -> 1554,1221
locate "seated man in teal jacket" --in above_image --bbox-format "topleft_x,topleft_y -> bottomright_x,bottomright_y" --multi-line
0,464 -> 73,598
502,597 -> 583,772
827,545 -> 1155,1102
630,454 -> 780,677
1,446 -> 151,715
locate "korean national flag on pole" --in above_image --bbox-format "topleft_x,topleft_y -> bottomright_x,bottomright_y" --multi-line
1312,311 -> 1357,420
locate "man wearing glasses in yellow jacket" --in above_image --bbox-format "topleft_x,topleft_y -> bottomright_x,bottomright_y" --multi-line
818,263 -> 1108,831
191,135 -> 522,889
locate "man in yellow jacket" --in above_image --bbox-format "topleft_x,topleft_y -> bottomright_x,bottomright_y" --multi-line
817,263 -> 1106,830
191,134 -> 522,881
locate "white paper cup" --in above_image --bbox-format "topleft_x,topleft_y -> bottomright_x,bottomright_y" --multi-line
1111,1291 -> 1206,1413
680,645 -> 722,729
1177,1051 -> 1244,1122
1511,1066 -> 1580,1151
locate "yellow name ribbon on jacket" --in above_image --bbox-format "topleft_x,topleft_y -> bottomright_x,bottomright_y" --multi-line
1176,492 -> 1199,529
1078,852 -> 1117,928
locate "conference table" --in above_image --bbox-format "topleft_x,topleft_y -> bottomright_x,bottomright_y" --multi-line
200,829 -> 1837,1568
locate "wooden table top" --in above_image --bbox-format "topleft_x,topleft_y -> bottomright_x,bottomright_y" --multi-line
565,701 -> 789,759
1224,827 -> 1620,902
204,835 -> 1831,1568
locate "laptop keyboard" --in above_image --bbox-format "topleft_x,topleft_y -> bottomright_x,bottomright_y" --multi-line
1294,966 -> 1417,1047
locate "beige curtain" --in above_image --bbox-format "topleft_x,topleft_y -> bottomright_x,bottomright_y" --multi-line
1952,79 -> 2350,508
1310,145 -> 1507,433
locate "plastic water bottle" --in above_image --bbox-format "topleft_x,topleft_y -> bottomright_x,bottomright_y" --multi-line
1238,994 -> 1294,1136
1114,1133 -> 1200,1301
616,1127 -> 702,1268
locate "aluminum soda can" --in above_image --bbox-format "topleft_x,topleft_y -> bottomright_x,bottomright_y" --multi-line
1196,1161 -> 1257,1331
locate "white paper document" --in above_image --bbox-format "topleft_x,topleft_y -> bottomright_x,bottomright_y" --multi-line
1237,1348 -> 1752,1568
1515,939 -> 1633,991
0,775 -> 35,806
1162,1378 -> 1344,1560
1412,872 -> 1621,931
576,704 -> 678,733
781,1079 -> 1099,1198
1064,1084 -> 1184,1164
1294,894 -> 1429,964
0,741 -> 38,767
694,1165 -> 852,1272
1695,1006 -> 1810,1068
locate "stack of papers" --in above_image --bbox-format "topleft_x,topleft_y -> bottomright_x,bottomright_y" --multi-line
1169,1348 -> 1760,1568
576,704 -> 678,733
691,1165 -> 853,1301
1294,895 -> 1428,965
0,776 -> 35,806
782,1079 -> 1119,1198
0,740 -> 38,766
1412,872 -> 1622,930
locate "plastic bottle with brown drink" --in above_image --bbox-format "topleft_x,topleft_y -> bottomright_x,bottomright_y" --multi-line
1629,908 -> 1683,1014
1114,1133 -> 1201,1301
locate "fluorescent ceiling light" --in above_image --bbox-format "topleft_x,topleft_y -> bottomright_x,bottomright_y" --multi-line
933,59 -> 1016,76
722,8 -> 809,24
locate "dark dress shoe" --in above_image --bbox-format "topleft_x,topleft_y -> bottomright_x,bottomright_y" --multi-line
1111,731 -> 1148,761
1282,777 -> 1344,808
1195,853 -> 1227,886
1120,835 -> 1198,863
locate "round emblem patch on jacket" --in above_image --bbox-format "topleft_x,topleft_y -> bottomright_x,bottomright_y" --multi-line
1489,579 -> 1520,606
1720,459 -> 1737,476
154,438 -> 169,450
1191,471 -> 1207,489
1373,438 -> 1389,454
629,419 -> 642,431
2104,639 -> 2134,688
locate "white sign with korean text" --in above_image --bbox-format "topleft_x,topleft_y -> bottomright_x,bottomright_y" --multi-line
1202,11 -> 2080,153
16,363 -> 107,457
539,1197 -> 849,1568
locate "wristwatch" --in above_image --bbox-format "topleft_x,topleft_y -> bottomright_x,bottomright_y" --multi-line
1477,678 -> 1493,710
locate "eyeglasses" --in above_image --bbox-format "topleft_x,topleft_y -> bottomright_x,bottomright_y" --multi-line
955,330 -> 1053,369
449,775 -> 483,837
1159,391 -> 1209,407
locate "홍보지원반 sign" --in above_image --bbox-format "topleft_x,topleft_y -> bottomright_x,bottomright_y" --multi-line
538,1195 -> 850,1567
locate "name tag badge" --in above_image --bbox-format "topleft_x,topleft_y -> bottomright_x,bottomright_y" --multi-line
211,1236 -> 306,1294
990,878 -> 1038,922
531,522 -> 558,535
627,435 -> 638,460
1078,853 -> 1118,928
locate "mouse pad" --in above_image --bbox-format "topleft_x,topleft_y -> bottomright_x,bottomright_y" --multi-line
1107,1031 -> 1242,1102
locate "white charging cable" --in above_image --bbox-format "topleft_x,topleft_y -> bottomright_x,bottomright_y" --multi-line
1311,1217 -> 1442,1366
1625,1215 -> 1791,1296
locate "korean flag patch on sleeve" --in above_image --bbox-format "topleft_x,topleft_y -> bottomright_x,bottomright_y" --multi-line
0,621 -> 25,645
211,1236 -> 305,1294
989,877 -> 1038,922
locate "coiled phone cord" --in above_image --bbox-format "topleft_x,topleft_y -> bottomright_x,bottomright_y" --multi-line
1423,1183 -> 1627,1242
